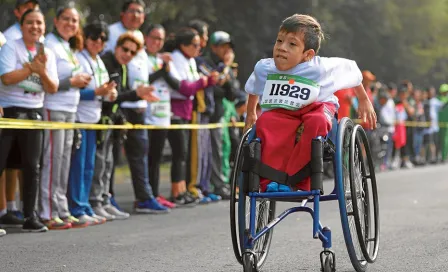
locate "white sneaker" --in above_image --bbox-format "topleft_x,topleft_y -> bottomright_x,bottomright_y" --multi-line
0,228 -> 6,237
91,214 -> 107,225
93,206 -> 116,221
77,214 -> 98,226
104,205 -> 130,220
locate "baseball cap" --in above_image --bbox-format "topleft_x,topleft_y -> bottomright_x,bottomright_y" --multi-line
439,84 -> 448,93
16,0 -> 39,8
210,31 -> 234,47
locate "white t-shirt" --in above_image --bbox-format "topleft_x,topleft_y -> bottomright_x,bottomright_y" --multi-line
0,32 -> 6,50
0,38 -> 58,109
170,49 -> 199,100
145,54 -> 181,126
103,21 -> 144,54
76,50 -> 110,123
3,23 -> 22,42
245,57 -> 362,112
43,33 -> 81,113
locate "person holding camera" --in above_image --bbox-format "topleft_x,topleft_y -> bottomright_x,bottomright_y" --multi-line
0,9 -> 59,232
98,33 -> 167,214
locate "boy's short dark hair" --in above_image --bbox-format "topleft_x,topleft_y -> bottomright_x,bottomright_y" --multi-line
279,14 -> 324,53
121,0 -> 145,12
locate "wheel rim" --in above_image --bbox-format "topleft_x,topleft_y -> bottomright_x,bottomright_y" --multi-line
350,125 -> 380,263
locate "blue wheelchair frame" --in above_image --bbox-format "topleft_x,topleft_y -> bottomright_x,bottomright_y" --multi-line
240,117 -> 346,254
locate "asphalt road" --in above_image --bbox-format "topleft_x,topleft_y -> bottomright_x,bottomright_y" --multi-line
1,164 -> 448,272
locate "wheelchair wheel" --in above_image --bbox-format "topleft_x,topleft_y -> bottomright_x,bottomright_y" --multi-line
335,118 -> 368,272
243,254 -> 256,272
230,128 -> 276,270
349,125 -> 380,263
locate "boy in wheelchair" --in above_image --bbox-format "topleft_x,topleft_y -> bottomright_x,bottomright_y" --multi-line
244,14 -> 377,193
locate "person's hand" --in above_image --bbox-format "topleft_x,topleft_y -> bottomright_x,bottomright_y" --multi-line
223,50 -> 235,66
159,52 -> 172,63
201,76 -> 209,87
107,88 -> 118,102
0,106 -> 3,117
136,85 -> 159,103
358,97 -> 377,129
244,111 -> 257,133
71,73 -> 92,88
230,116 -> 237,127
141,92 -> 160,102
29,56 -> 47,76
95,81 -> 117,96
209,72 -> 219,85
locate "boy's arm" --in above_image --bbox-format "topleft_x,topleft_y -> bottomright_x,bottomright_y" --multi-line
244,94 -> 259,132
353,84 -> 377,129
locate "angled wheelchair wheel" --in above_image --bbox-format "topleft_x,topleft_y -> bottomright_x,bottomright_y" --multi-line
335,118 -> 368,272
349,125 -> 380,263
230,128 -> 276,270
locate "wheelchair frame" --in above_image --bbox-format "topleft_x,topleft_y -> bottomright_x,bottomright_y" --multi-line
230,117 -> 380,272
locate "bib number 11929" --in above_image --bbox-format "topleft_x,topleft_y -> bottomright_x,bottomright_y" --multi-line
269,83 -> 311,100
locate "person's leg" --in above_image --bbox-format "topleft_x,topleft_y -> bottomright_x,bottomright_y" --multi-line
82,130 -> 97,216
210,125 -> 226,190
40,110 -> 67,221
56,112 -> 75,219
68,129 -> 88,218
5,169 -> 19,214
90,129 -> 111,208
148,129 -> 168,198
18,127 -> 47,231
0,129 -> 16,227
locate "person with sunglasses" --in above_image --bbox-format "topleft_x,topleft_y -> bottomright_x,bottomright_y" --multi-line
39,6 -> 93,230
100,33 -> 168,214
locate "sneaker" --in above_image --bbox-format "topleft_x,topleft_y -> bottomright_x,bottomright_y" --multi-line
22,217 -> 48,233
402,160 -> 414,169
0,211 -> 24,228
214,185 -> 231,200
43,217 -> 72,230
170,193 -> 197,208
185,191 -> 200,204
104,205 -> 130,220
110,196 -> 123,212
62,215 -> 89,228
10,210 -> 24,220
91,214 -> 107,225
0,228 -> 5,237
198,196 -> 212,205
205,193 -> 222,202
188,186 -> 201,199
134,198 -> 170,214
156,196 -> 177,209
77,214 -> 99,226
93,206 -> 115,221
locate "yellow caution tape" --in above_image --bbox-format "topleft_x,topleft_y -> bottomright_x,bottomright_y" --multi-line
0,117 -> 447,130
0,118 -> 245,130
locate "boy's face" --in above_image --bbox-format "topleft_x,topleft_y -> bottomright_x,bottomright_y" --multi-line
273,31 -> 314,71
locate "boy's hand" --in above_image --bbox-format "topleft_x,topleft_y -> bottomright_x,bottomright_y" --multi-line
358,97 -> 377,129
244,112 -> 257,133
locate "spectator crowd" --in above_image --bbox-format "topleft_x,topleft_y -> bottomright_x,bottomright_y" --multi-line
0,0 -> 447,238
0,0 -> 246,236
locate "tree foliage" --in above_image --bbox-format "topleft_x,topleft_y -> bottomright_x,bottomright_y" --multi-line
2,0 -> 448,86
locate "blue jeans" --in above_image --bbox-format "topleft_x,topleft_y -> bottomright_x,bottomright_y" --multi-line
68,129 -> 97,217
413,130 -> 424,158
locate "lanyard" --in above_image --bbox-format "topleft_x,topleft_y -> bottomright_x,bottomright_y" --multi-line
56,35 -> 77,66
80,51 -> 103,88
148,55 -> 160,71
122,64 -> 127,88
26,49 -> 33,62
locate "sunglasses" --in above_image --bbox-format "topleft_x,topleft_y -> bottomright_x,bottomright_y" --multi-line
89,34 -> 107,42
121,46 -> 137,56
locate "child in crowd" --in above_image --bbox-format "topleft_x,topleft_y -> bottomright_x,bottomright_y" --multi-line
244,14 -> 377,192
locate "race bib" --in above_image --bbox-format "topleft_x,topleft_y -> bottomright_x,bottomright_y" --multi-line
151,81 -> 171,118
132,79 -> 149,90
261,74 -> 320,110
18,73 -> 44,93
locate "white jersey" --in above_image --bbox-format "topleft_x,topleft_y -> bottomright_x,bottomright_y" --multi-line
0,38 -> 58,109
245,56 -> 362,111
0,32 -> 6,50
3,23 -> 22,42
145,54 -> 181,126
43,33 -> 81,113
76,50 -> 110,123
103,21 -> 144,54
170,49 -> 199,101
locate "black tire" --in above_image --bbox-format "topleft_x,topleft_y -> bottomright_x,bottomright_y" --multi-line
323,255 -> 335,272
335,118 -> 368,272
349,125 -> 380,263
230,128 -> 276,269
243,254 -> 257,272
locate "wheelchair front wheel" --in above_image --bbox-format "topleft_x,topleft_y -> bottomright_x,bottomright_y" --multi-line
230,127 -> 276,270
243,253 -> 257,272
349,125 -> 380,263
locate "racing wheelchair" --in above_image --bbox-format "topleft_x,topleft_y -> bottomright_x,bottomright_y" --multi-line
230,117 -> 380,272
